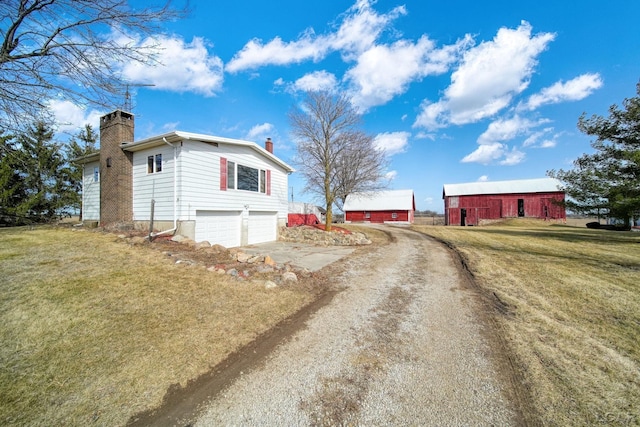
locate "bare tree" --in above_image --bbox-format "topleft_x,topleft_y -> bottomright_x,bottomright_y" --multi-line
0,0 -> 186,133
289,91 -> 387,231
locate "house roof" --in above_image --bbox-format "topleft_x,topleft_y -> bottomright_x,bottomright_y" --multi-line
75,131 -> 295,172
442,178 -> 563,198
343,189 -> 415,211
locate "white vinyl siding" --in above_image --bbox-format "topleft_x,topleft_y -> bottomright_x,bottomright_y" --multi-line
82,161 -> 100,220
132,144 -> 175,221
178,141 -> 288,221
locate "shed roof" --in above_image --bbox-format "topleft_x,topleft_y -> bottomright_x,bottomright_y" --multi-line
442,178 -> 563,198
343,189 -> 415,211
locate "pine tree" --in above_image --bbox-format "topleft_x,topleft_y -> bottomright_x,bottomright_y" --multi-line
549,82 -> 640,228
61,125 -> 99,219
14,122 -> 67,222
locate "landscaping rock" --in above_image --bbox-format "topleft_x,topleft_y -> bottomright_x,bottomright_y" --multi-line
279,226 -> 371,246
282,271 -> 298,282
264,280 -> 278,289
196,241 -> 212,249
236,252 -> 251,263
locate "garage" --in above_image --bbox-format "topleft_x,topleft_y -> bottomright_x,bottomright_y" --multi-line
195,210 -> 241,248
248,211 -> 277,245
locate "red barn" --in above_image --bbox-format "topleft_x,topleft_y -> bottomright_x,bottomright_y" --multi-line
344,190 -> 415,223
443,178 -> 565,226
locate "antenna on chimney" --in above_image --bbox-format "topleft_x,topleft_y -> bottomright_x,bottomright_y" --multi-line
123,83 -> 155,112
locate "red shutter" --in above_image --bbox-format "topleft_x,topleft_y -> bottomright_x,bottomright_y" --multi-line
266,170 -> 271,196
220,157 -> 227,190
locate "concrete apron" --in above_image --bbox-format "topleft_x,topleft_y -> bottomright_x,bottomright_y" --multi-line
241,241 -> 355,272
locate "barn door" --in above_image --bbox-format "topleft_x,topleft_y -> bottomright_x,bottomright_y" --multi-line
460,208 -> 467,226
518,199 -> 525,217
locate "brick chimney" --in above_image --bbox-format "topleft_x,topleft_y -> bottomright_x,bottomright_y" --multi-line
99,110 -> 134,225
265,137 -> 273,154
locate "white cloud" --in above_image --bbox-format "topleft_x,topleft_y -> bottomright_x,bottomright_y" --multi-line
461,142 -> 505,164
539,138 -> 557,148
524,73 -> 603,110
246,123 -> 275,141
374,131 -> 410,156
477,175 -> 489,182
226,33 -> 328,73
293,71 -> 338,92
500,147 -> 526,165
226,0 -> 404,72
161,122 -> 180,132
523,127 -> 560,148
348,35 -> 473,111
121,36 -> 224,96
48,100 -> 101,136
385,170 -> 398,180
414,21 -> 555,130
477,115 -> 539,145
462,115 -> 548,164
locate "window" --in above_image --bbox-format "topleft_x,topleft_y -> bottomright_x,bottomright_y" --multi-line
93,167 -> 99,182
220,157 -> 270,194
238,164 -> 259,192
147,154 -> 162,173
227,161 -> 236,189
365,212 -> 371,219
391,212 -> 398,219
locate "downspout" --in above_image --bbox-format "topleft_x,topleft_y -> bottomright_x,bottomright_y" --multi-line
149,137 -> 178,238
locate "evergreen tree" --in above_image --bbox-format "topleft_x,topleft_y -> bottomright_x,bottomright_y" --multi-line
14,122 -> 67,222
549,82 -> 640,228
0,133 -> 27,224
61,125 -> 99,219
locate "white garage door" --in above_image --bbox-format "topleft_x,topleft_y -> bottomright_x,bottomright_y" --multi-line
195,210 -> 241,248
248,211 -> 277,245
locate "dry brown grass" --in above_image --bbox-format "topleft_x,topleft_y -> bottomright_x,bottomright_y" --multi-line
413,219 -> 640,426
0,226 -> 317,426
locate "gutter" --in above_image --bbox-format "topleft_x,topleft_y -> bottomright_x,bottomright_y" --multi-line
149,137 -> 178,238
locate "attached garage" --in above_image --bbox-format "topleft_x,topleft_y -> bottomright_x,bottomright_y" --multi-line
248,211 -> 277,245
195,210 -> 242,247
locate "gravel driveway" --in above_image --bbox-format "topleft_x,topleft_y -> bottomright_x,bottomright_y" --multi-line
194,226 -> 519,426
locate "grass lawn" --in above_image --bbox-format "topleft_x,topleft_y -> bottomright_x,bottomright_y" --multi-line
413,220 -> 640,426
0,227 -> 319,426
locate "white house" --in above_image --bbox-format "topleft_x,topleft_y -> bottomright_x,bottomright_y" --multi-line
75,110 -> 294,247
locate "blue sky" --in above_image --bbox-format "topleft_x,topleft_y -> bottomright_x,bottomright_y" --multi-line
53,0 -> 640,213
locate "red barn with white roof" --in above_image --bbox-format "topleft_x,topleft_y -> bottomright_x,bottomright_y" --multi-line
442,178 -> 566,226
343,190 -> 415,223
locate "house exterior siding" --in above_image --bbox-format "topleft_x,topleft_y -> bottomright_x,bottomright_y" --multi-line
177,141 -> 289,223
81,161 -> 101,221
76,110 -> 293,247
132,143 -> 176,222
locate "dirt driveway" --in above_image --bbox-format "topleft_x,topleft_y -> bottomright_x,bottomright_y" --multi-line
131,225 -> 523,426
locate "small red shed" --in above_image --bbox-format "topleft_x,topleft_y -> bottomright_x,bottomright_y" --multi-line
443,178 -> 565,226
343,189 -> 415,223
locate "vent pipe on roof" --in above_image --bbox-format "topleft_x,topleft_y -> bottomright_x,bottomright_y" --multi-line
265,137 -> 273,154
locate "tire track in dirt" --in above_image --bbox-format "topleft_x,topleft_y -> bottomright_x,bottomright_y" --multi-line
191,226 -> 520,426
